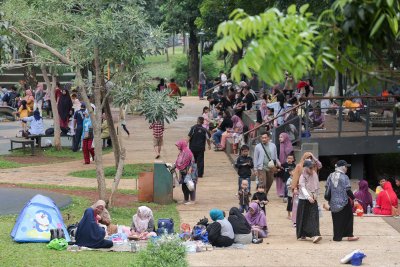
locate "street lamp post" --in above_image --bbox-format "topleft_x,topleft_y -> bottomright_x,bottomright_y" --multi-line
198,30 -> 205,97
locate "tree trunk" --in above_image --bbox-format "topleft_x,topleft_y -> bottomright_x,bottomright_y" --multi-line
172,32 -> 175,55
104,97 -> 120,168
108,132 -> 126,208
182,31 -> 186,53
40,65 -> 61,150
188,29 -> 199,87
166,47 -> 169,62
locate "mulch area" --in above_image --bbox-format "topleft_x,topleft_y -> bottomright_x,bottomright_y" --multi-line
0,183 -> 137,208
3,155 -> 74,165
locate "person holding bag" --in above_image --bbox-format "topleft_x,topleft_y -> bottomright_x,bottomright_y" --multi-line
253,132 -> 280,195
82,111 -> 95,164
175,139 -> 196,205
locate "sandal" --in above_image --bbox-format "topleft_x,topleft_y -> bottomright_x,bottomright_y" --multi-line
347,236 -> 359,241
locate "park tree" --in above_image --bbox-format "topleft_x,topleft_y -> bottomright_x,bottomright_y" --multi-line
1,0 -> 163,200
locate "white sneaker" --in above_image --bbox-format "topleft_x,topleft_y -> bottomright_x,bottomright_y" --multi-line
313,236 -> 322,243
184,201 -> 195,205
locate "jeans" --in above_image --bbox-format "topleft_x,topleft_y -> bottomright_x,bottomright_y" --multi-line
201,84 -> 206,98
238,177 -> 251,192
239,204 -> 249,213
213,130 -> 223,145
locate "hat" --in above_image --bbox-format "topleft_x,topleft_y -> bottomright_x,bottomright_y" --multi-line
297,81 -> 307,89
303,159 -> 314,168
336,160 -> 351,167
80,102 -> 86,109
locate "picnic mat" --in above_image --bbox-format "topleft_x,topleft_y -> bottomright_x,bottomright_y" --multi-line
67,240 -> 148,252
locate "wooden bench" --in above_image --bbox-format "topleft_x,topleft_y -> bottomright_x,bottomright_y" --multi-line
28,134 -> 72,149
10,138 -> 35,155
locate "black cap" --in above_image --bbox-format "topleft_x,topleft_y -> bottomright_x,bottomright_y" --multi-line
303,159 -> 314,168
336,160 -> 351,167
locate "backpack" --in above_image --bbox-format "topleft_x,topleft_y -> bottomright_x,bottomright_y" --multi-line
192,225 -> 208,243
67,223 -> 78,243
45,128 -> 54,136
8,92 -> 17,108
156,218 -> 174,235
348,111 -> 361,122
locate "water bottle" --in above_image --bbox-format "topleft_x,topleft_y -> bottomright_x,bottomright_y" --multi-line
367,205 -> 371,214
373,200 -> 376,208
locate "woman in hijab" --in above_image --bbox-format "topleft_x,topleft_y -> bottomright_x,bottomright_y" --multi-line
24,89 -> 35,111
34,83 -> 45,116
130,206 -> 156,240
373,181 -> 398,215
22,109 -> 45,136
219,115 -> 244,150
75,200 -> 113,248
354,180 -> 373,213
57,87 -> 73,129
245,202 -> 268,238
228,207 -> 252,244
296,160 -> 322,243
326,160 -> 358,241
276,132 -> 293,197
291,152 -> 322,226
207,209 -> 234,247
175,139 -> 195,204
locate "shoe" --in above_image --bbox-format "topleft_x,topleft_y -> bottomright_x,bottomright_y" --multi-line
297,237 -> 307,241
347,236 -> 359,241
155,155 -> 160,159
184,201 -> 195,205
283,198 -> 288,203
313,236 -> 322,243
252,238 -> 263,244
293,223 -> 296,228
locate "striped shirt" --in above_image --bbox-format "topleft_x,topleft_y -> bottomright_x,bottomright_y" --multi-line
149,121 -> 164,138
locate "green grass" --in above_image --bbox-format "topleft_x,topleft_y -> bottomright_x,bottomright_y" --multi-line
0,158 -> 27,169
0,192 -> 181,266
68,163 -> 153,179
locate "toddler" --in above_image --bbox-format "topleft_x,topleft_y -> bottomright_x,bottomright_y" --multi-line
286,168 -> 294,219
252,183 -> 269,214
238,180 -> 251,213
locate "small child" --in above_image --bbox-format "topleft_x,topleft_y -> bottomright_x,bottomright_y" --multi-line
238,180 -> 251,213
202,106 -> 210,130
252,183 -> 269,214
234,145 -> 253,192
286,168 -> 295,219
280,154 -> 296,201
18,100 -> 31,132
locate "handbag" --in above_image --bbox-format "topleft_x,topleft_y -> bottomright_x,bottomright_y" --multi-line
84,127 -> 94,139
324,175 -> 331,201
385,191 -> 400,216
261,144 -> 275,169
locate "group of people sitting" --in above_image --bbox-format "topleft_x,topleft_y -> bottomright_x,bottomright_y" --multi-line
75,201 -> 157,249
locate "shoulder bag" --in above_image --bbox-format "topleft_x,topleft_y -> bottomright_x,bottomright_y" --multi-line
261,144 -> 276,169
385,191 -> 400,216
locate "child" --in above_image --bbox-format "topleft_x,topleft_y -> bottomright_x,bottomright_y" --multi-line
18,100 -> 31,132
234,145 -> 253,192
149,120 -> 164,159
252,183 -> 269,214
202,106 -> 210,130
238,180 -> 251,213
286,168 -> 295,219
280,154 -> 296,202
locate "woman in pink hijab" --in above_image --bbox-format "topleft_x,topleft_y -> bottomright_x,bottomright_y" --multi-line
276,133 -> 293,197
24,89 -> 35,111
175,139 -> 196,204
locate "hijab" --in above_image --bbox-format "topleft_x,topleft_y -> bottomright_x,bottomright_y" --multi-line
279,132 -> 293,163
231,115 -> 244,133
301,166 -> 319,193
354,180 -> 373,211
259,100 -> 268,119
245,202 -> 267,228
33,109 -> 42,121
36,83 -> 44,92
382,181 -> 397,206
175,139 -> 193,171
75,208 -> 107,248
132,206 -> 153,233
228,207 -> 251,234
331,166 -> 346,188
58,89 -> 73,120
25,89 -> 33,97
210,209 -> 224,221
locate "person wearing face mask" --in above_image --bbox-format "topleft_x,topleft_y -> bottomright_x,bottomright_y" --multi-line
75,200 -> 113,248
326,160 -> 359,242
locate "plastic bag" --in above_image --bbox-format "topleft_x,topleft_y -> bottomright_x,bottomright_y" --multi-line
186,180 -> 195,191
47,238 -> 68,251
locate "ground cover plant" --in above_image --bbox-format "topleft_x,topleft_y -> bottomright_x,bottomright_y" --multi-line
69,163 -> 153,179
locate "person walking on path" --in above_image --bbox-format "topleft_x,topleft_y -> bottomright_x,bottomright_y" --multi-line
326,160 -> 359,242
175,139 -> 196,204
81,111 -> 95,164
199,69 -> 207,100
57,87 -> 73,129
188,117 -> 211,178
291,152 -> 322,226
253,132 -> 280,195
296,160 -> 322,243
277,132 -> 293,197
149,120 -> 164,159
72,103 -> 86,152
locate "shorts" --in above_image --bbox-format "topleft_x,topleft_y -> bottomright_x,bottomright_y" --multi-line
153,137 -> 163,147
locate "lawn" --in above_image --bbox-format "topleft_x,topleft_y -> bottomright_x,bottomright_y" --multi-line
68,163 -> 153,179
0,192 -> 181,267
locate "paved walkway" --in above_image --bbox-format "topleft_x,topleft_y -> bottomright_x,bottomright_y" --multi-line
0,97 -> 399,266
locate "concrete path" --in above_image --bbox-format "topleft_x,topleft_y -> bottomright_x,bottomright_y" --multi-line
0,97 -> 399,266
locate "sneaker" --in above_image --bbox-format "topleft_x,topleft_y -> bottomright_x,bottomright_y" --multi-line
252,238 -> 263,244
313,236 -> 322,243
297,236 -> 307,241
184,201 -> 195,205
283,198 -> 288,203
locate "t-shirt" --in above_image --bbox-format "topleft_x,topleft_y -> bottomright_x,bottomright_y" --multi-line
74,109 -> 86,128
188,124 -> 210,151
219,118 -> 233,132
280,162 -> 296,182
242,93 -> 255,110
251,192 -> 268,213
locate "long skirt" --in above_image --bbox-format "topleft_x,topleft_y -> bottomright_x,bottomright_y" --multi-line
275,176 -> 285,197
331,202 -> 354,241
291,194 -> 299,224
296,199 -> 320,239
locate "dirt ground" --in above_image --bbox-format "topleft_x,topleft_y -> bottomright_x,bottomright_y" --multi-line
0,183 -> 137,207
3,155 -> 73,165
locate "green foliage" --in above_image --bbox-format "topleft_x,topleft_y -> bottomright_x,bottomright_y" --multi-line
132,235 -> 188,267
214,5 -> 318,84
137,90 -> 184,124
69,163 -> 153,179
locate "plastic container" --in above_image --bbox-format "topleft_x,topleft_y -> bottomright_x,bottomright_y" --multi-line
367,205 -> 371,214
351,252 -> 366,266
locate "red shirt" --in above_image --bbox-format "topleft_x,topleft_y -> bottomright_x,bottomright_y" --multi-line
168,83 -> 181,96
150,121 -> 164,138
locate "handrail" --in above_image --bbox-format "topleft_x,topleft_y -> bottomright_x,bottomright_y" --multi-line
301,95 -> 400,101
242,102 -> 306,136
204,82 -> 222,96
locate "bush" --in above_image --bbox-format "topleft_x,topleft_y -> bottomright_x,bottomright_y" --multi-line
132,235 -> 188,267
173,52 -> 227,86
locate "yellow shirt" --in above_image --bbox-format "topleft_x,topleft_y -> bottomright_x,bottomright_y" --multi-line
19,106 -> 31,119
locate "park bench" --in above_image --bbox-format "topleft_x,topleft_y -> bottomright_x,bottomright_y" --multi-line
28,134 -> 72,149
9,138 -> 35,156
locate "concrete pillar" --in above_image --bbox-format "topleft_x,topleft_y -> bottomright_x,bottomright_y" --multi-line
350,155 -> 364,180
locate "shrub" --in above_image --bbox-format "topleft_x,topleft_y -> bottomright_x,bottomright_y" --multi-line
132,235 -> 188,267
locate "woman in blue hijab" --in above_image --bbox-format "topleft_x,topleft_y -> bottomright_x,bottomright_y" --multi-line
75,201 -> 113,248
206,209 -> 234,247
